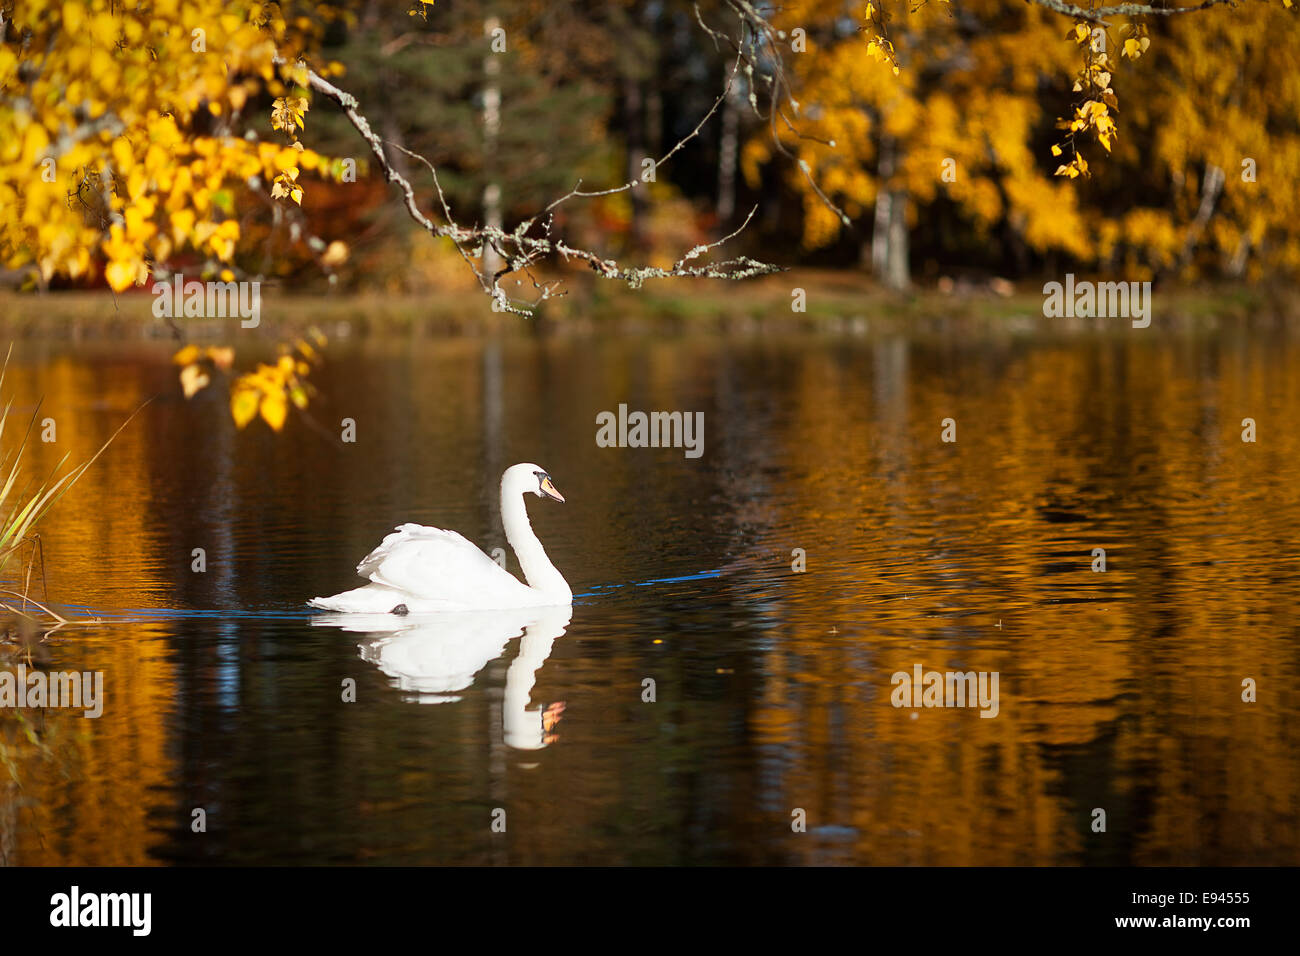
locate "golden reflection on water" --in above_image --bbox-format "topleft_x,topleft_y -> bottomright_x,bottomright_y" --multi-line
1,322 -> 1298,865
1,350 -> 178,865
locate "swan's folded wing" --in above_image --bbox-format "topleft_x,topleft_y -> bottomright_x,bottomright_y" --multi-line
356,523 -> 523,602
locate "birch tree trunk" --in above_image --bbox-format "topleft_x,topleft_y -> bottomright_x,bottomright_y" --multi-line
871,135 -> 910,291
716,67 -> 740,226
482,15 -> 503,279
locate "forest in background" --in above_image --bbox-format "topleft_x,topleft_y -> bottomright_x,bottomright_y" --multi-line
2,0 -> 1299,301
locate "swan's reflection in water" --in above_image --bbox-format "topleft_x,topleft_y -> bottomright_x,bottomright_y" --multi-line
312,606 -> 571,750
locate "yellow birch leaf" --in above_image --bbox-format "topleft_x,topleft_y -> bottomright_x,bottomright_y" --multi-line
260,390 -> 288,431
207,347 -> 235,371
173,344 -> 201,365
105,259 -> 137,292
180,363 -> 210,398
231,387 -> 260,429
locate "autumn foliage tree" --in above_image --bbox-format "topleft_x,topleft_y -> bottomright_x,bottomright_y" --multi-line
745,0 -> 1300,287
0,0 -> 351,291
1,0 -> 1296,361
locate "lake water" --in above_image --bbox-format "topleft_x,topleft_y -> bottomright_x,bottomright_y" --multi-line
2,316 -> 1298,865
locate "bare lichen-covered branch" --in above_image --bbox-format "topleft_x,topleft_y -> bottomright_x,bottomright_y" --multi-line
291,21 -> 786,318
1025,0 -> 1238,26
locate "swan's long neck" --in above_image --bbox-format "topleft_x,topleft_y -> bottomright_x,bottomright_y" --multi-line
501,484 -> 571,600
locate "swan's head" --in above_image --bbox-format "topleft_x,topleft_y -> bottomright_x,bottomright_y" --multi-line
504,462 -> 565,503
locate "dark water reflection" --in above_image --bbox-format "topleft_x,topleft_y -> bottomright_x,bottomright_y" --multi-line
2,322 -> 1298,865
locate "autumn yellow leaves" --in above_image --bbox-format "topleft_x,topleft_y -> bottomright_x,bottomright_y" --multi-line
1051,21 -> 1146,180
862,2 -> 902,76
0,1 -> 338,293
270,91 -> 310,205
172,331 -> 325,432
744,1 -> 1300,278
173,344 -> 236,399
227,345 -> 313,432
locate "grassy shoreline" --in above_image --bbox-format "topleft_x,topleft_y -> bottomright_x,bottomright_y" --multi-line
1,271 -> 1294,340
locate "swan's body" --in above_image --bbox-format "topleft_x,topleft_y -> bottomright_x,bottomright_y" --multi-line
310,463 -> 571,613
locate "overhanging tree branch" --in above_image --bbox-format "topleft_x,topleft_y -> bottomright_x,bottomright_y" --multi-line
1025,0 -> 1238,26
293,50 -> 783,317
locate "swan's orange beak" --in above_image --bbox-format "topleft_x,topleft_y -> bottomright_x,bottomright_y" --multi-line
540,475 -> 565,502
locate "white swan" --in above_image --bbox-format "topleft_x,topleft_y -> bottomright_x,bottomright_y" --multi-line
309,463 -> 572,613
